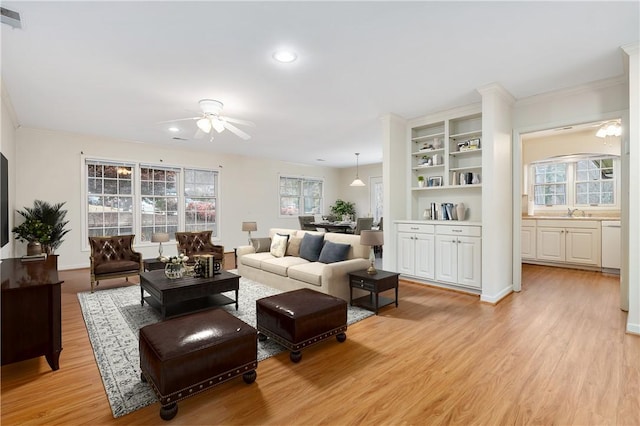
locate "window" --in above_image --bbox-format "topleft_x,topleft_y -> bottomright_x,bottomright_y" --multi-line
184,169 -> 218,235
575,158 -> 615,205
533,163 -> 567,206
84,159 -> 219,243
279,176 -> 323,216
140,166 -> 179,242
531,156 -> 617,208
87,161 -> 134,237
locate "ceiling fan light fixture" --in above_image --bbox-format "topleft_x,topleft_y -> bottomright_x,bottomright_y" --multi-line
350,153 -> 366,187
197,118 -> 212,133
211,117 -> 226,133
595,120 -> 621,138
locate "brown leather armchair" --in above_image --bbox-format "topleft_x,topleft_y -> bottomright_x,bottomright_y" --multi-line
175,231 -> 224,268
89,234 -> 143,293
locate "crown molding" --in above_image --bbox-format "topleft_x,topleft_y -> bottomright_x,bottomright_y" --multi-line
514,75 -> 627,108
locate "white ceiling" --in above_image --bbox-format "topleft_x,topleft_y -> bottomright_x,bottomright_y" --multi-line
1,1 -> 638,167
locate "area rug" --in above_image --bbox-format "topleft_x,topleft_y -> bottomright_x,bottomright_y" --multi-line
77,275 -> 374,418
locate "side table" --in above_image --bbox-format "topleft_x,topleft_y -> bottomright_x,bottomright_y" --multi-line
349,269 -> 399,315
144,258 -> 165,272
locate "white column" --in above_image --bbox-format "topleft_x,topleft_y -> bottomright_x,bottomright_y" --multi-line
477,83 -> 515,303
622,43 -> 640,335
380,113 -> 407,271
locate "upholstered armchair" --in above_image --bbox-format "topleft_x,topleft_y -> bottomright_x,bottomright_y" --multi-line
175,231 -> 225,268
89,234 -> 143,293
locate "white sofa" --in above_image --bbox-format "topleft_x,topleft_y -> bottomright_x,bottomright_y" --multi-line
236,228 -> 370,301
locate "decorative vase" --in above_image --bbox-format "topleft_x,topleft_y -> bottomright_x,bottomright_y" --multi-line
456,203 -> 466,221
27,241 -> 42,256
472,173 -> 480,185
423,209 -> 430,220
164,263 -> 184,279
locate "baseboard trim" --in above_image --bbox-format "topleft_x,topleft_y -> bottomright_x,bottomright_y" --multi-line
480,286 -> 513,305
626,322 -> 640,336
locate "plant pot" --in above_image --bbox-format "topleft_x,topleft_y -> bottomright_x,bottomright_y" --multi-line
418,180 -> 425,188
27,241 -> 42,256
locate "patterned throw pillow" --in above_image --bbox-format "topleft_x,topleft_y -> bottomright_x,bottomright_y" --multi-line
270,233 -> 289,258
299,233 -> 325,262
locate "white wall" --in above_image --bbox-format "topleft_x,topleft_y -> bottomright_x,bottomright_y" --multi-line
13,127 -> 341,270
522,129 -> 621,165
336,162 -> 383,219
1,84 -> 17,260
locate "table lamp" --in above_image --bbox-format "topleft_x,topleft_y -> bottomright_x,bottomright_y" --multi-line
242,221 -> 257,244
360,230 -> 383,274
151,232 -> 170,259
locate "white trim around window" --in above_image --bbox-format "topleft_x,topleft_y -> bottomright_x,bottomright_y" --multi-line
81,155 -> 220,251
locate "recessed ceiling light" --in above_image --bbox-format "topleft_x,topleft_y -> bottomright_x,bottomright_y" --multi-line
273,50 -> 297,63
168,127 -> 179,132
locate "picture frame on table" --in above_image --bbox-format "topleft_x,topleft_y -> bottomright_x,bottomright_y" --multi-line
428,176 -> 443,187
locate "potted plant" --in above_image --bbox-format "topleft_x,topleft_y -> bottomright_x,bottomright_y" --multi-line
329,199 -> 356,222
417,176 -> 425,188
16,200 -> 70,254
12,218 -> 53,255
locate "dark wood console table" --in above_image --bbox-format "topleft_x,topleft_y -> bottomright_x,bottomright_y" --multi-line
1,255 -> 63,370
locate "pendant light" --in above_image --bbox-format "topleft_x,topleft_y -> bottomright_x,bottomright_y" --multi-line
350,153 -> 365,187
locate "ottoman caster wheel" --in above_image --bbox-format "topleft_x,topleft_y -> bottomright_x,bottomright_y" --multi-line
290,351 -> 302,363
160,402 -> 178,421
243,370 -> 257,384
140,373 -> 147,382
336,332 -> 347,343
257,333 -> 268,342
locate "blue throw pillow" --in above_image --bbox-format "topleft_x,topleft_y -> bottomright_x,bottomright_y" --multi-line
318,240 -> 351,264
299,233 -> 325,262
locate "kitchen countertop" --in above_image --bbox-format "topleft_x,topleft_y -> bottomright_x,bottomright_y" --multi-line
523,215 -> 620,221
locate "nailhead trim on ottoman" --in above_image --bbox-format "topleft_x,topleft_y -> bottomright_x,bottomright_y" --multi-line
139,309 -> 257,420
256,288 -> 347,363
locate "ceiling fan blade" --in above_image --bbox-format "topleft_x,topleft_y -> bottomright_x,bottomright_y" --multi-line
220,116 -> 255,127
157,116 -> 199,124
224,122 -> 251,140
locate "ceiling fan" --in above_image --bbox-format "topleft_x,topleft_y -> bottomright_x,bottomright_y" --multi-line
166,99 -> 254,141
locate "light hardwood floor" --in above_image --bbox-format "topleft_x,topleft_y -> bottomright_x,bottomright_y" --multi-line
2,264 -> 638,425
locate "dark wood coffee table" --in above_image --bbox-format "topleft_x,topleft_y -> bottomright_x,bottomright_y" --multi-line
140,270 -> 239,319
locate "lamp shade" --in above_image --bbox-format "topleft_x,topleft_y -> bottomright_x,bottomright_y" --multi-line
242,221 -> 257,232
151,232 -> 170,243
360,230 -> 383,246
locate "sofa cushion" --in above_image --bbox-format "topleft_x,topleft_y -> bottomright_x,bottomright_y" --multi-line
299,233 -> 324,262
251,237 -> 271,253
286,237 -> 303,257
261,256 -> 309,277
287,262 -> 324,286
318,241 -> 351,264
270,233 -> 289,258
240,252 -> 275,268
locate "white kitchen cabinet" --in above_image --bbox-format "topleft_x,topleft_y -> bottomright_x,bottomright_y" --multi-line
435,225 -> 482,289
535,220 -> 601,267
536,226 -> 565,262
521,220 -> 536,260
396,223 -> 435,280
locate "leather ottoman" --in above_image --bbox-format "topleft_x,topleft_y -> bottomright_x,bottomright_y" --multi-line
139,309 -> 257,420
256,288 -> 347,363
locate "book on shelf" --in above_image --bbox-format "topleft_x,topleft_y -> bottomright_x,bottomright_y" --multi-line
21,253 -> 47,262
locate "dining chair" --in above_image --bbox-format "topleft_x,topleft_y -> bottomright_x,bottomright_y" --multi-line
352,217 -> 374,235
